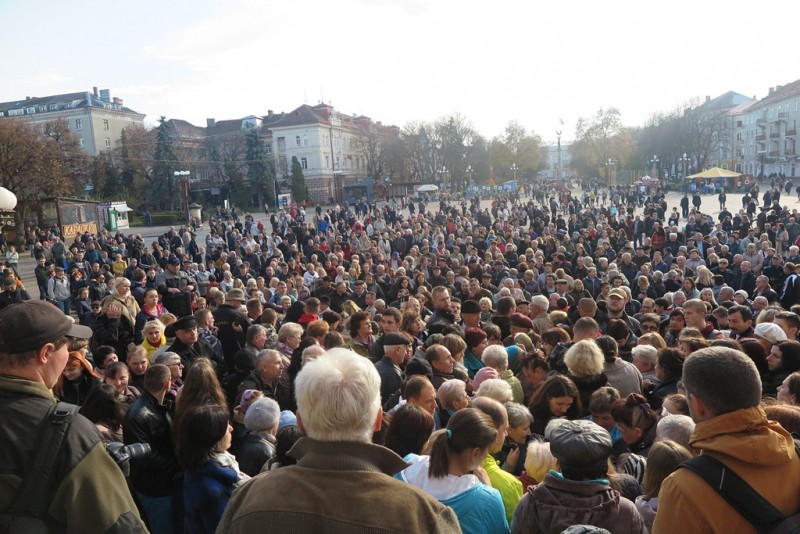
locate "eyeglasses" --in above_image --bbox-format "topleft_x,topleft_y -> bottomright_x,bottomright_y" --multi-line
641,325 -> 659,332
168,362 -> 184,368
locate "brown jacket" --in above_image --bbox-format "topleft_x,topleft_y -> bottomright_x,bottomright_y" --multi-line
653,406 -> 800,534
217,438 -> 462,534
511,472 -> 647,534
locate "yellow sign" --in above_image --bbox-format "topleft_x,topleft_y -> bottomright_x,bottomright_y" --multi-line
63,222 -> 97,238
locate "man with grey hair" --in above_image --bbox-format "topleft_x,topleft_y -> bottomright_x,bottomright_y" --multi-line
654,347 -> 800,533
218,349 -> 461,533
238,349 -> 292,410
530,294 -> 550,337
655,414 -> 695,451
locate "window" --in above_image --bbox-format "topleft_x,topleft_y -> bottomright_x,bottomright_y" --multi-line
325,154 -> 330,169
303,134 -> 308,146
26,107 -> 35,114
300,157 -> 308,170
49,104 -> 57,111
75,119 -> 82,131
103,119 -> 109,130
295,135 -> 302,147
105,138 -> 111,148
265,145 -> 272,155
38,105 -> 47,112
79,138 -> 84,148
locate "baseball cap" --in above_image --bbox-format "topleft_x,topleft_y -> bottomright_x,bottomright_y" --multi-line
0,301 -> 92,353
754,322 -> 788,344
608,288 -> 627,300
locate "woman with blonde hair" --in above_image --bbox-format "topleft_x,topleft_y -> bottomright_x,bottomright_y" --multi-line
140,319 -> 167,362
695,266 -> 715,291
101,277 -> 140,328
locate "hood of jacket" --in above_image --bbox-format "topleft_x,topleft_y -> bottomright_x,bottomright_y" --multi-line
690,406 -> 797,467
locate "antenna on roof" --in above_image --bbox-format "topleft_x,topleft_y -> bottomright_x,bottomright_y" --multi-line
304,88 -> 307,104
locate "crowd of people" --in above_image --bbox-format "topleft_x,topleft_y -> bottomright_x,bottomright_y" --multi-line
2,176 -> 800,533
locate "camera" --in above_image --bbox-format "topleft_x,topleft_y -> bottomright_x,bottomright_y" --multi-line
106,441 -> 151,477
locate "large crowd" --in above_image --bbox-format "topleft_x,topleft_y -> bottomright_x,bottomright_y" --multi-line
2,176 -> 800,534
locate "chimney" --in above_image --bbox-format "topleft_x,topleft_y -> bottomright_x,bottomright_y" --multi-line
769,87 -> 775,95
207,118 -> 216,127
268,110 -> 273,116
112,97 -> 123,106
99,89 -> 110,102
705,95 -> 711,102
93,86 -> 99,97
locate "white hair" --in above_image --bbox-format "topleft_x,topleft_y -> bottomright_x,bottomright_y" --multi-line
531,295 -> 549,310
564,339 -> 604,377
476,378 -> 513,404
437,379 -> 467,410
656,414 -> 696,449
301,345 -> 326,366
631,345 -> 658,366
481,345 -> 509,370
294,348 -> 380,443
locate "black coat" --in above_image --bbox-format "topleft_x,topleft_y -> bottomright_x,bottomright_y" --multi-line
236,432 -> 277,477
123,391 -> 181,497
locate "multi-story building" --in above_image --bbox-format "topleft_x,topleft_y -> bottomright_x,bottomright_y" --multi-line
0,87 -> 145,156
267,103 -> 374,202
690,91 -> 754,171
168,103 -> 391,205
741,80 -> 800,178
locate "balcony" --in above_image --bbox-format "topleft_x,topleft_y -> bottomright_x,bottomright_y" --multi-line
778,112 -> 790,121
787,149 -> 796,156
757,117 -> 767,125
787,129 -> 797,136
770,132 -> 780,138
756,134 -> 766,141
769,150 -> 780,157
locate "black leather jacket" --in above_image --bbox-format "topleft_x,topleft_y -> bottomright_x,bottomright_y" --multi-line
123,390 -> 181,497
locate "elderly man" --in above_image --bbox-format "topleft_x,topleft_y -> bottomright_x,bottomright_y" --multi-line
529,295 -> 550,336
217,349 -> 461,533
238,349 -> 293,411
375,332 -> 412,409
0,301 -> 145,532
654,347 -> 800,533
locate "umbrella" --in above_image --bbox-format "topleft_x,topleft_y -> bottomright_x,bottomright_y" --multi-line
417,184 -> 439,192
687,167 -> 741,179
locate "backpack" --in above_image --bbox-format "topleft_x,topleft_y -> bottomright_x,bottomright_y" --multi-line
680,440 -> 800,534
0,402 -> 79,533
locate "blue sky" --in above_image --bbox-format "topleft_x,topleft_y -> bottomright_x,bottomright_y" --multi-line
1,0 -> 797,143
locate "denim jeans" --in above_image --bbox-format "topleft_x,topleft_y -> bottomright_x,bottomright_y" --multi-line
56,297 -> 70,315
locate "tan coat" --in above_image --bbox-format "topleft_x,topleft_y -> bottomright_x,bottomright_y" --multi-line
653,406 -> 800,534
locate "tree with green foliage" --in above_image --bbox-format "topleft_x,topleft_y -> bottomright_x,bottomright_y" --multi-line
151,116 -> 180,211
246,129 -> 276,208
290,156 -> 309,203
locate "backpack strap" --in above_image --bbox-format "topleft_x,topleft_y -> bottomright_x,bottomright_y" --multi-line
10,402 -> 79,518
680,454 -> 785,534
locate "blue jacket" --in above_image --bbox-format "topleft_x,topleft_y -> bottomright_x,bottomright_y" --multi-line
184,459 -> 238,534
442,483 -> 508,534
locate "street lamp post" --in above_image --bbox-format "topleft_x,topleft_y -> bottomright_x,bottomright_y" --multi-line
440,166 -> 448,193
511,163 -> 518,182
174,171 -> 191,223
465,165 -> 473,192
680,153 -> 690,179
606,158 -> 617,183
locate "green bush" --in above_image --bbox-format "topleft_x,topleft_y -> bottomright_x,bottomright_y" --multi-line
130,211 -> 186,226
